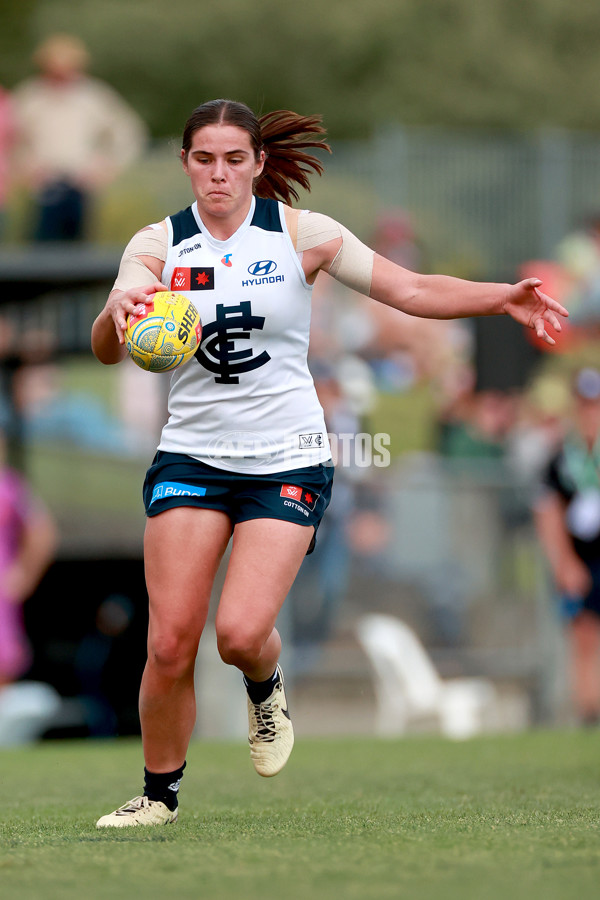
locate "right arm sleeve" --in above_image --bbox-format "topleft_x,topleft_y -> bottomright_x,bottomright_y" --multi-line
113,225 -> 168,291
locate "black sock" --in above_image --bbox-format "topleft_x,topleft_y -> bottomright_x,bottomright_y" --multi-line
244,668 -> 279,704
144,761 -> 186,811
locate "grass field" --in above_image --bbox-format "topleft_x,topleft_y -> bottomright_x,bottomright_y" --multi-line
1,731 -> 599,900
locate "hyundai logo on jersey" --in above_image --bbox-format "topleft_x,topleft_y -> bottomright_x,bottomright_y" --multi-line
248,260 -> 277,276
242,258 -> 284,287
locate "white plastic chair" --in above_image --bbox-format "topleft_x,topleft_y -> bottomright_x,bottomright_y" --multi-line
0,681 -> 62,746
355,613 -> 497,739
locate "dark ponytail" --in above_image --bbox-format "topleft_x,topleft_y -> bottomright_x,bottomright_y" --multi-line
181,100 -> 330,205
257,109 -> 330,204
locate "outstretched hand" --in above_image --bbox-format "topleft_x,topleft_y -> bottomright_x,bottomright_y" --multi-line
502,278 -> 568,346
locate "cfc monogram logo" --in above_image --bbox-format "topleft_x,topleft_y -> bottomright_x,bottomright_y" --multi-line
195,301 -> 271,384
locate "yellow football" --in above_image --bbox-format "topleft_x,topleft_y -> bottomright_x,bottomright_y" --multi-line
125,292 -> 202,372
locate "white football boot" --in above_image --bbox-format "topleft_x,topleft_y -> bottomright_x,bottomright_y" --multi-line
96,795 -> 177,828
247,665 -> 294,777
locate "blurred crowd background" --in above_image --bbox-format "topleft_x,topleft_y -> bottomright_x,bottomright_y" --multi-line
2,0 -> 600,744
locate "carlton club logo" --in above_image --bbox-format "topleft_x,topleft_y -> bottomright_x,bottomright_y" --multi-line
194,300 -> 271,384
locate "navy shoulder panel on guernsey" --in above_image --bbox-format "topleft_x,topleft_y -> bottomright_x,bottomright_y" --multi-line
170,206 -> 202,247
250,197 -> 283,233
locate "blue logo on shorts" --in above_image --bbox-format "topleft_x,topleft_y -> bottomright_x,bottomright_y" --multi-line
151,482 -> 207,504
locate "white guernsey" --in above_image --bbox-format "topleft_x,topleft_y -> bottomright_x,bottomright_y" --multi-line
111,201 -> 377,472
161,196 -> 331,472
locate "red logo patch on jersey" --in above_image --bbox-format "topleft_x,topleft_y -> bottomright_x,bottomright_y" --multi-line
171,267 -> 215,291
280,485 -> 319,510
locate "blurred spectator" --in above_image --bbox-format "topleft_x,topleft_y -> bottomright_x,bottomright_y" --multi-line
0,84 -> 16,237
290,359 -> 362,670
371,210 -> 425,272
12,360 -> 150,456
309,270 -> 377,363
364,211 -> 465,385
0,430 -> 57,688
438,388 -> 516,463
546,216 -> 600,335
310,209 -> 468,392
11,33 -> 147,241
506,374 -> 570,486
534,367 -> 600,726
556,214 -> 600,286
74,594 -> 134,737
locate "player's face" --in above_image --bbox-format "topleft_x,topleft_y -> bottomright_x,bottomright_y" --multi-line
181,125 -> 265,226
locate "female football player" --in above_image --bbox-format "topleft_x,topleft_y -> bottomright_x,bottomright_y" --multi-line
92,99 -> 567,826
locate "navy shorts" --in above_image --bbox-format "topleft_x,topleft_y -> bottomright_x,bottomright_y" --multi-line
143,451 -> 334,554
560,561 -> 600,622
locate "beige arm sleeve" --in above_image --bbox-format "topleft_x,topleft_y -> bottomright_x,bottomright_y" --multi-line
296,211 -> 375,295
113,225 -> 168,291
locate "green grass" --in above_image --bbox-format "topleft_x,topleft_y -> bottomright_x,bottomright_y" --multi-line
1,732 -> 600,900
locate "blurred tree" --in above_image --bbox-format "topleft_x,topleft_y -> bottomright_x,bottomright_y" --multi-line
0,0 -> 38,82
2,0 -> 600,138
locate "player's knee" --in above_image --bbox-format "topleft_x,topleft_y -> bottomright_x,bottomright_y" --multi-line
148,631 -> 197,679
216,626 -> 264,669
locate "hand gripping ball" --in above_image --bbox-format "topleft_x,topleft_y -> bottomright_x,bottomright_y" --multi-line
125,292 -> 202,372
